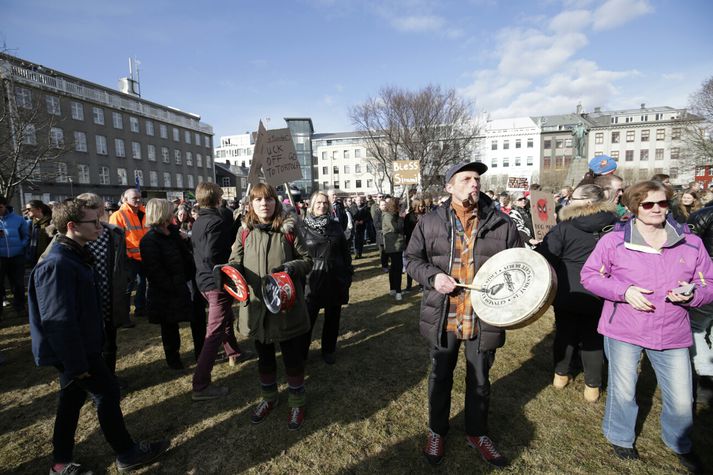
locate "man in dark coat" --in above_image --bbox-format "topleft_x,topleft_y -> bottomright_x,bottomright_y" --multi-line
352,196 -> 372,258
28,199 -> 168,474
405,161 -> 523,468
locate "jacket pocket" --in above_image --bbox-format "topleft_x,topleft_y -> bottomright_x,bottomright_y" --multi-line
608,302 -> 619,323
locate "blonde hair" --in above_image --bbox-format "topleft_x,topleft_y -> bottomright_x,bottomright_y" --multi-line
308,191 -> 330,216
145,198 -> 174,226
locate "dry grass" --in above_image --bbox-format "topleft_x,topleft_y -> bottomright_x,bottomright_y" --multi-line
1,248 -> 711,474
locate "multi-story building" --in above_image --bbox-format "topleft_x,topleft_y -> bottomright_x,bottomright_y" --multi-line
284,118 -> 315,195
214,132 -> 255,168
0,53 -> 215,206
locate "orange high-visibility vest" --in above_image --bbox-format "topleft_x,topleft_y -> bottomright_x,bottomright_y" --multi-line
109,203 -> 148,261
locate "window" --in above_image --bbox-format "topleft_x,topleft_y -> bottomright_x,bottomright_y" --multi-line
161,146 -> 170,163
527,138 -> 533,148
595,132 -> 604,144
114,139 -> 125,157
543,157 -> 551,169
367,164 -> 373,173
626,131 -> 635,142
22,124 -> 37,145
221,177 -> 231,187
503,140 -> 509,150
611,151 -> 619,160
204,136 -> 210,148
656,128 -> 665,140
344,150 -> 349,159
355,164 -> 362,173
491,140 -> 498,151
163,172 -> 171,187
671,147 -> 680,159
15,87 -> 32,108
131,142 -> 141,160
515,139 -> 521,149
46,96 -> 61,115
145,120 -> 154,136
611,131 -> 620,143
127,116 -> 138,133
184,130 -> 191,144
556,139 -> 563,149
514,157 -> 521,166
173,128 -> 180,142
491,158 -> 498,168
174,149 -> 182,165
160,124 -> 168,139
77,164 -> 90,184
640,149 -> 649,161
321,151 -> 326,160
333,166 -> 339,174
564,138 -> 572,148
655,148 -> 664,160
594,151 -> 603,157
206,156 -> 212,168
355,149 -> 362,158
344,180 -> 351,189
134,170 -> 143,186
187,175 -> 194,189
176,174 -> 183,188
147,144 -> 156,161
322,166 -> 328,175
149,170 -> 158,187
50,127 -> 64,148
544,140 -> 551,149
625,150 -> 634,161
196,154 -> 202,167
672,127 -> 681,140
117,168 -> 128,185
333,181 -> 339,189
503,157 -> 509,167
56,162 -> 68,182
186,152 -> 193,166
71,102 -> 84,121
74,131 -> 87,152
93,107 -> 105,125
333,150 -> 339,159
344,165 -> 350,174
641,130 -> 650,142
96,135 -> 108,155
356,179 -> 362,188
112,112 -> 123,129
99,166 -> 110,185
197,176 -> 204,184
195,133 -> 201,145
526,156 -> 533,166
367,179 -> 373,188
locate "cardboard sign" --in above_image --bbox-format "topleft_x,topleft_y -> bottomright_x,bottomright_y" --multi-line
393,160 -> 420,185
529,190 -> 557,240
507,175 -> 530,192
261,128 -> 302,186
247,121 -> 267,185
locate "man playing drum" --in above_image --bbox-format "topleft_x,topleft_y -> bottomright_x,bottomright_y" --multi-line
405,161 -> 523,468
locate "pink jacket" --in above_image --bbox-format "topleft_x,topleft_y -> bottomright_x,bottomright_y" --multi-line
581,217 -> 713,350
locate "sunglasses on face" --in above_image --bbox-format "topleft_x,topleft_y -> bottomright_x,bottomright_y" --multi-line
639,200 -> 669,210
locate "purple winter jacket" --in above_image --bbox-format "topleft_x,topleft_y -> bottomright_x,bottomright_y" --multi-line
581,216 -> 713,350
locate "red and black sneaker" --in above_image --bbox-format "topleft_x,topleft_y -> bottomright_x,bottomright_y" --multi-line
466,435 -> 509,468
423,430 -> 445,466
287,406 -> 305,431
250,399 -> 278,424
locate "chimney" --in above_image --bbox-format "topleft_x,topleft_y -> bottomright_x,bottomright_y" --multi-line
576,103 -> 583,115
594,107 -> 601,113
640,103 -> 646,109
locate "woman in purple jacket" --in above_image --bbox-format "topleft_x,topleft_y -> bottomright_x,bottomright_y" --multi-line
581,180 -> 713,473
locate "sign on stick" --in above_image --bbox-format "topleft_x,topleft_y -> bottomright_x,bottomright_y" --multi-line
530,190 -> 557,240
393,160 -> 420,185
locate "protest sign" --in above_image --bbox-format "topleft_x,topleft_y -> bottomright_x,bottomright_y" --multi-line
507,175 -> 530,192
529,190 -> 557,240
393,160 -> 420,185
247,120 -> 267,185
261,128 -> 302,186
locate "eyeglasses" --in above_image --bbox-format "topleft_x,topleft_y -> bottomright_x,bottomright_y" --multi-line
639,200 -> 669,210
75,219 -> 102,226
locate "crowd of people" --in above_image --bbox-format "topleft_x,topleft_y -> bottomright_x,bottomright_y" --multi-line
1,162 -> 712,473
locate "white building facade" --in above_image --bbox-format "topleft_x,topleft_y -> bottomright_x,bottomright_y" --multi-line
214,132 -> 255,168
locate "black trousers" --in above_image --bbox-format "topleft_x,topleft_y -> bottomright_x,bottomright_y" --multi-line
553,308 -> 603,387
354,225 -> 366,256
255,335 -> 305,376
428,331 -> 495,437
380,248 -> 389,269
0,254 -> 25,310
305,299 -> 342,358
53,356 -> 134,463
387,252 -> 403,293
160,307 -> 208,363
102,318 -> 118,373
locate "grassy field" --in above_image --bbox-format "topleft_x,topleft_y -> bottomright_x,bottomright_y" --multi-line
1,248 -> 711,474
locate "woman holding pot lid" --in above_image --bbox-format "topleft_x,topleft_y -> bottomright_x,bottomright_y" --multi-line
229,183 -> 313,431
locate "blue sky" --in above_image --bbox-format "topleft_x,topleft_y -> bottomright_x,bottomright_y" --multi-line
2,0 -> 711,139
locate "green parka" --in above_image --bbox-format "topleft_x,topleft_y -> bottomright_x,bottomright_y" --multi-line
228,214 -> 313,344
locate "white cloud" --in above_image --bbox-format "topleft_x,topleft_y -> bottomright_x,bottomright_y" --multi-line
548,9 -> 592,33
662,72 -> 684,81
592,0 -> 653,31
391,15 -> 445,32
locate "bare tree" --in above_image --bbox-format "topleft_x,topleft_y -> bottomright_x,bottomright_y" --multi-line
349,84 -> 479,194
1,57 -> 70,202
682,76 -> 713,177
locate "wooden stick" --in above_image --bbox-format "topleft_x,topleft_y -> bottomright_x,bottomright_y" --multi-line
454,282 -> 487,292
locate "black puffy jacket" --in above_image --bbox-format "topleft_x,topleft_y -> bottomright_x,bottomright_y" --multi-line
405,194 -> 523,350
302,218 -> 353,307
688,203 -> 713,259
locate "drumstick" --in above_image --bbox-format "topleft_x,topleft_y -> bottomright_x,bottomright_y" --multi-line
454,283 -> 488,292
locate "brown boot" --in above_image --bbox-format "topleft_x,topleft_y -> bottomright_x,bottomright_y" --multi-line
584,385 -> 600,403
552,373 -> 571,389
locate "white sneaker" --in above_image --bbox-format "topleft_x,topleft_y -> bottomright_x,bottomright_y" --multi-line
395,293 -> 403,301
389,290 -> 396,296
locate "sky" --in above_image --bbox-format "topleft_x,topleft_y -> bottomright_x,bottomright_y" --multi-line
1,0 -> 712,140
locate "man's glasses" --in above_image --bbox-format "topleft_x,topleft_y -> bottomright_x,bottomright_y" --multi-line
75,219 -> 102,227
639,200 -> 669,210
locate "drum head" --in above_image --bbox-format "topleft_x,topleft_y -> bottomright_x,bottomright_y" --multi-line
471,248 -> 556,329
221,266 -> 249,302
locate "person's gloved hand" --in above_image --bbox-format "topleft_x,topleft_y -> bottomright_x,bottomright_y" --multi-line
271,264 -> 295,277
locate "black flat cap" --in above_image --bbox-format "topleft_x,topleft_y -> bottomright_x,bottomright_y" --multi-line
445,161 -> 488,183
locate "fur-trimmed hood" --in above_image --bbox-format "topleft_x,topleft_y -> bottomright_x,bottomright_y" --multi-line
558,200 -> 617,222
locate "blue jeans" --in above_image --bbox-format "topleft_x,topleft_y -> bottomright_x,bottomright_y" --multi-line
690,303 -> 713,377
603,336 -> 693,454
126,258 -> 146,313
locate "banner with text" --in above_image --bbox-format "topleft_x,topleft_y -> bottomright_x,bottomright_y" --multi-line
529,190 -> 557,240
506,175 -> 531,192
393,160 -> 420,185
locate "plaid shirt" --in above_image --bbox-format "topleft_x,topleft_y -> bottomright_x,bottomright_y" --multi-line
446,202 -> 479,339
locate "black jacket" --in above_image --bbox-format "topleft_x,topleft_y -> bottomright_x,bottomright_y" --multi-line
688,203 -> 713,259
405,194 -> 523,350
303,219 -> 353,307
192,207 -> 234,292
140,226 -> 196,324
538,201 -> 618,314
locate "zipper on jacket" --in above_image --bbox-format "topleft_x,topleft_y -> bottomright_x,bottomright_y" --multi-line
608,302 -> 619,324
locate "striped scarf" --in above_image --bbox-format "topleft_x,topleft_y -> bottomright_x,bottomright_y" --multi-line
446,201 -> 479,340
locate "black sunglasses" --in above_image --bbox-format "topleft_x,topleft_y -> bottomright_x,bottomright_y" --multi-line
639,200 -> 669,210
